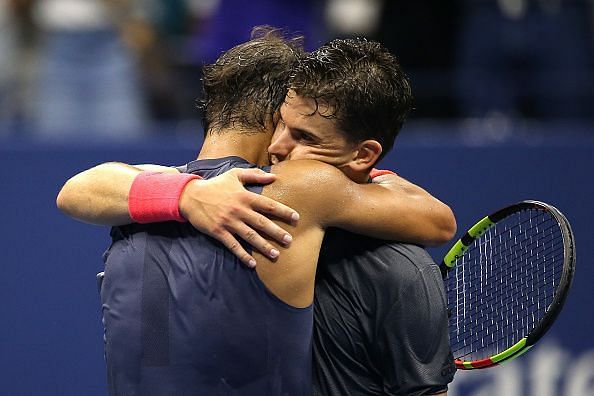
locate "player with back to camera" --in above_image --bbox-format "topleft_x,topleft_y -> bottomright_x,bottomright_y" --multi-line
57,27 -> 456,395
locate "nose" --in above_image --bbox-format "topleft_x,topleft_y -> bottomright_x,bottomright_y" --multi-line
268,127 -> 293,162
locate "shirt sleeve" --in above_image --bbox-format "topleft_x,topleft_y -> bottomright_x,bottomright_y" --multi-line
376,262 -> 456,395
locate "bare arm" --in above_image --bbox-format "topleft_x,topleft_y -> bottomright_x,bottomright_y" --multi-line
269,160 -> 456,246
56,162 -> 148,226
56,162 -> 299,266
370,173 -> 456,246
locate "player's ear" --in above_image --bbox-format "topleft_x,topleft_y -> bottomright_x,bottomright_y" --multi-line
349,139 -> 382,172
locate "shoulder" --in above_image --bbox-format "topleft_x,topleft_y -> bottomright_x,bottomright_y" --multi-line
342,242 -> 442,311
383,244 -> 435,271
378,244 -> 447,323
270,160 -> 349,187
326,239 -> 436,284
265,160 -> 353,211
317,240 -> 436,310
372,244 -> 441,296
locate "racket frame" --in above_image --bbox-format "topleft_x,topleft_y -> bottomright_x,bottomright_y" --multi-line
441,200 -> 576,370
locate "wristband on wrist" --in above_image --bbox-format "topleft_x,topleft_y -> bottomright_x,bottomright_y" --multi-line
128,172 -> 202,223
370,168 -> 396,179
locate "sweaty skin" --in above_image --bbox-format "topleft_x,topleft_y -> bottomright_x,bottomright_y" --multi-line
268,90 -> 456,244
59,159 -> 452,309
57,94 -> 456,309
57,160 -> 455,267
57,92 -> 456,265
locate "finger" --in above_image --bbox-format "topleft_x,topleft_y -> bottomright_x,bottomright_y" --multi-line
236,168 -> 277,185
244,211 -> 293,246
249,193 -> 300,224
214,229 -> 257,268
232,222 -> 281,260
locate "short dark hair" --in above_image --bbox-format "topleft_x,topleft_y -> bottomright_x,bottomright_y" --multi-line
199,26 -> 304,135
288,38 -> 413,159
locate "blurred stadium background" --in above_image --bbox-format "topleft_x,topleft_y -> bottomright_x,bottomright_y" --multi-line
1,0 -> 593,394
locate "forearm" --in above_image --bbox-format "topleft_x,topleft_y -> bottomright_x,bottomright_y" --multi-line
57,163 -> 297,265
373,174 -> 456,246
330,175 -> 456,247
378,195 -> 455,247
56,162 -> 142,225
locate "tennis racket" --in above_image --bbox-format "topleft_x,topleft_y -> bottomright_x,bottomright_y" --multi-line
440,200 -> 575,370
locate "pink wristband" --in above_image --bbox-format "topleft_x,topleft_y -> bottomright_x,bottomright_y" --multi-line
128,172 -> 202,223
370,168 -> 397,179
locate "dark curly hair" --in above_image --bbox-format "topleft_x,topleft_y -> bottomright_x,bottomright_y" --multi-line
199,26 -> 304,135
288,38 -> 413,159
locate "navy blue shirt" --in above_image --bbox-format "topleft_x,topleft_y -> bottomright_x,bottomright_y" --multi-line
101,157 -> 313,396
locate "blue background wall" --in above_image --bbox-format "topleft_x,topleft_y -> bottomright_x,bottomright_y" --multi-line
1,131 -> 593,395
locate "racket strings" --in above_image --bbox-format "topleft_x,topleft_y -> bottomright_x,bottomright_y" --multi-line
450,255 -> 561,357
449,245 -> 564,303
454,232 -> 563,318
446,209 -> 564,362
449,261 -> 562,322
471,219 -> 558,254
449,271 -> 562,357
450,238 -> 561,358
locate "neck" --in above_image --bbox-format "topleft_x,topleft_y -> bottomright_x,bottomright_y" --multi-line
197,128 -> 272,166
339,166 -> 371,184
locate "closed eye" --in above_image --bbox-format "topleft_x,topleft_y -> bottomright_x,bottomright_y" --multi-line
292,129 -> 317,143
299,133 -> 315,142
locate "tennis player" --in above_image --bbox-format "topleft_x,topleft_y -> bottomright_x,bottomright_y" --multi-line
269,42 -> 457,396
58,29 -> 456,395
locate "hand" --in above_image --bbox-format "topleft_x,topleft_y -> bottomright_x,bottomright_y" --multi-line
179,168 -> 299,267
371,173 -> 401,190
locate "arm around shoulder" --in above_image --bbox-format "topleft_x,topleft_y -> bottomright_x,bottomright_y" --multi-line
56,162 -> 171,225
372,173 -> 456,246
273,162 -> 456,245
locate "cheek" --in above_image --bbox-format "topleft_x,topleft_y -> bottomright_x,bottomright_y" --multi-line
281,146 -> 314,161
292,147 -> 350,165
284,148 -> 307,160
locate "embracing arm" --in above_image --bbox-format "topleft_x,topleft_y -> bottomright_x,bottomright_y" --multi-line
369,173 -> 456,246
56,162 -> 299,266
330,172 -> 456,246
271,160 -> 455,246
56,162 -> 163,225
